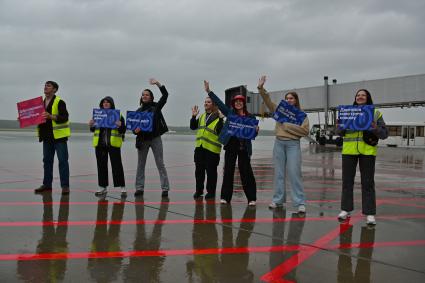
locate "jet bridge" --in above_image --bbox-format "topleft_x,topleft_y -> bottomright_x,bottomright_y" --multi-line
225,73 -> 425,146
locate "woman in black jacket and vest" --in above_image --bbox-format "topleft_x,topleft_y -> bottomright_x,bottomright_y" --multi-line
89,96 -> 126,197
134,78 -> 170,198
204,80 -> 258,206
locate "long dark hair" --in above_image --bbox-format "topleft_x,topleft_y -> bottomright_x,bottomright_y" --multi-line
285,91 -> 301,109
139,89 -> 154,105
231,95 -> 250,116
353,89 -> 374,105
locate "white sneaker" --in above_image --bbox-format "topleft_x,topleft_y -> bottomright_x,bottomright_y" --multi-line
268,202 -> 282,209
95,187 -> 107,196
298,205 -> 306,213
366,215 -> 376,225
220,199 -> 227,204
121,187 -> 127,197
337,210 -> 350,221
248,201 -> 256,206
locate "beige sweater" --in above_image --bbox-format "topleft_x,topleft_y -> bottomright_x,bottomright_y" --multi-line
259,87 -> 309,140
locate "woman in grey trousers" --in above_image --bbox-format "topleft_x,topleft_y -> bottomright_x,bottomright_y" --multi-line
134,78 -> 170,198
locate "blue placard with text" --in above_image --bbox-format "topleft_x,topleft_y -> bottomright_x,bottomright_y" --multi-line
227,115 -> 259,140
273,100 -> 306,126
92,109 -> 120,129
337,105 -> 375,131
126,111 -> 154,132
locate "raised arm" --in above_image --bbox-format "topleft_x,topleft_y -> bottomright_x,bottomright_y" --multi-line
256,75 -> 277,112
151,78 -> 168,110
204,80 -> 231,117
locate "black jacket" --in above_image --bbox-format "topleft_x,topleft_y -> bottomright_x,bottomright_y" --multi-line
134,85 -> 169,148
38,95 -> 69,143
90,96 -> 126,147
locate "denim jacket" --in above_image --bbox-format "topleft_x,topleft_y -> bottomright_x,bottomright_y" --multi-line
207,91 -> 257,156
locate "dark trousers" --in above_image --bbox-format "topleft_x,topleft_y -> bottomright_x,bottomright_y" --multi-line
95,146 -> 125,188
221,149 -> 256,202
194,147 -> 220,196
341,154 -> 376,215
43,141 -> 69,188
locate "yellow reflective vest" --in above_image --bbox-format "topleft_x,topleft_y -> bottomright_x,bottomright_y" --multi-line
342,109 -> 382,156
37,96 -> 71,139
195,113 -> 222,154
92,116 -> 123,148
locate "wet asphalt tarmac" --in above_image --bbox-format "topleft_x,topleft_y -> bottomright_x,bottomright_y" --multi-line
0,132 -> 424,282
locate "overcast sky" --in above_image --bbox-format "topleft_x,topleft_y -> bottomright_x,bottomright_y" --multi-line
1,0 -> 424,128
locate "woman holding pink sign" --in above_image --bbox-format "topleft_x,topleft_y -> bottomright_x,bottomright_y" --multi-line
204,80 -> 258,206
257,76 -> 309,213
336,89 -> 388,225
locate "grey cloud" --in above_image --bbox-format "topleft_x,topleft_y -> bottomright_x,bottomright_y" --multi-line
1,0 -> 424,126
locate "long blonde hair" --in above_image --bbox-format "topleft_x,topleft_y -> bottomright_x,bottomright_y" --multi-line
285,92 -> 301,109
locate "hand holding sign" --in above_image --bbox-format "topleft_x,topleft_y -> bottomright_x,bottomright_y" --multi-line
126,111 -> 154,132
273,100 -> 306,126
337,105 -> 374,131
17,96 -> 46,128
227,115 -> 259,140
92,109 -> 120,129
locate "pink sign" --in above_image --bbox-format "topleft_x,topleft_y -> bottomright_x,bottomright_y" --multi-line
17,96 -> 46,128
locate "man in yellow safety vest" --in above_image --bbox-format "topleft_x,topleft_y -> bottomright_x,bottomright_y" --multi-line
35,81 -> 71,195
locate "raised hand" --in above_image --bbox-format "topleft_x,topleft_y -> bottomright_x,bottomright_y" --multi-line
192,105 -> 199,117
258,75 -> 266,89
149,78 -> 161,87
204,80 -> 210,93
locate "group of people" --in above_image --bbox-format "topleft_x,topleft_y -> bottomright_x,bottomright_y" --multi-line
33,76 -> 388,225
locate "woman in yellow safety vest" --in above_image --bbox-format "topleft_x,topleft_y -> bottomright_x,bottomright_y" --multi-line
89,96 -> 126,197
336,89 -> 388,225
190,97 -> 223,200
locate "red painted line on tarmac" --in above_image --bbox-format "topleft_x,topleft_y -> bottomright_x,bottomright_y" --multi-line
1,214 -> 424,227
261,216 -> 364,283
0,245 -> 302,261
1,239 -> 424,262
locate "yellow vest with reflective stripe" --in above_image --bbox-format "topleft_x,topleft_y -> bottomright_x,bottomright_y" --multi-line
51,96 -> 71,139
92,116 -> 123,148
195,113 -> 221,154
342,109 -> 382,156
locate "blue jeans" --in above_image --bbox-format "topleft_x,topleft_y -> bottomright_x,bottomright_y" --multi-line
272,138 -> 305,206
43,141 -> 69,188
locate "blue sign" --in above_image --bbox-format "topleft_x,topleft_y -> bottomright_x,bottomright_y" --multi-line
273,100 -> 306,126
227,115 -> 259,140
126,111 -> 154,132
337,105 -> 375,131
92,109 -> 120,129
